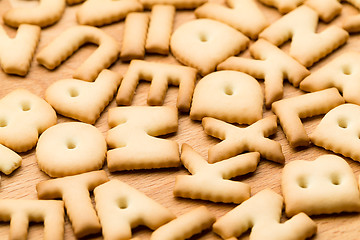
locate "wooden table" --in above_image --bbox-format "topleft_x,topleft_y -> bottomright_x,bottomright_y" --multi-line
0,0 -> 360,239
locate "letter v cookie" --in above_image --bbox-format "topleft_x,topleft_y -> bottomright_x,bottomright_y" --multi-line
94,180 -> 175,240
213,189 -> 317,240
106,106 -> 180,171
45,69 -> 122,124
37,25 -> 120,82
203,115 -> 284,163
174,144 -> 260,203
259,5 -> 348,67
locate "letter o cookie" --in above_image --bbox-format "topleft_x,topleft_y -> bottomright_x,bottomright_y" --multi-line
36,122 -> 107,177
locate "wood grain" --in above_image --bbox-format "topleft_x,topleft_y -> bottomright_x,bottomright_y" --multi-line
0,0 -> 360,239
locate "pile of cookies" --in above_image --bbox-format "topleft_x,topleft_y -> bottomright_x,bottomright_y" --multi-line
0,0 -> 360,239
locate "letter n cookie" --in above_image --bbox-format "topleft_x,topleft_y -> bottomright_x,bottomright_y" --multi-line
213,189 -> 317,240
282,155 -> 360,216
106,106 -> 180,171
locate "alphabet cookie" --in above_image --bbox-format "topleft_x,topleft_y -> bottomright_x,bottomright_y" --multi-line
37,171 -> 109,238
36,25 -> 120,82
170,19 -> 249,76
0,89 -> 57,152
213,189 -> 317,240
140,0 -> 207,9
203,115 -> 284,163
45,69 -> 122,124
116,60 -> 197,112
0,144 -> 21,175
94,180 -> 175,240
310,103 -> 360,162
190,70 -> 263,124
36,122 -> 107,177
257,0 -> 304,13
282,155 -> 360,216
217,39 -> 310,107
306,0 -> 360,22
259,5 -> 348,67
106,106 -> 180,171
174,144 -> 260,203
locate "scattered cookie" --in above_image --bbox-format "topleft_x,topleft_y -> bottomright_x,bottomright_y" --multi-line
3,0 -> 66,27
213,189 -> 317,240
145,5 -> 176,55
272,88 -> 344,147
94,179 -> 175,240
120,13 -> 150,61
36,25 -> 120,82
67,0 -> 85,4
194,0 -> 268,39
203,115 -> 284,163
343,15 -> 360,33
0,24 -> 40,76
0,89 -> 57,152
190,70 -> 263,124
151,206 -> 215,240
217,39 -> 310,107
259,5 -> 349,67
106,106 -> 180,171
282,154 -> 360,216
36,122 -> 107,177
116,60 -> 197,112
0,199 -> 64,240
310,103 -> 360,162
0,144 -> 21,175
174,144 -> 260,203
300,52 -> 360,105
140,0 -> 207,9
170,18 -> 249,76
257,0 -> 304,13
36,170 -> 109,238
305,0 -> 360,22
76,0 -> 143,26
45,69 -> 122,124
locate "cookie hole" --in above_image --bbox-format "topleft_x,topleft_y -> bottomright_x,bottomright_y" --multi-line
0,118 -> 7,127
338,118 -> 348,129
224,85 -> 234,96
330,173 -> 341,185
21,102 -> 31,111
342,65 -> 352,75
198,33 -> 208,42
69,88 -> 79,97
117,198 -> 128,209
297,176 -> 308,188
66,140 -> 77,150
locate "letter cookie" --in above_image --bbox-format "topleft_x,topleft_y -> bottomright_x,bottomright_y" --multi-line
94,180 -> 175,240
77,0 -> 143,26
257,0 -> 304,13
203,116 -> 284,163
106,106 -> 180,171
116,60 -> 197,112
306,0 -> 360,22
217,39 -> 310,107
36,122 -> 107,177
213,189 -> 317,240
151,206 -> 215,240
310,103 -> 360,162
3,0 -> 65,27
0,24 -> 40,76
45,69 -> 122,124
37,171 -> 109,238
0,199 -> 64,240
140,0 -> 207,9
36,25 -> 120,82
282,155 -> 360,216
300,52 -> 360,105
190,70 -> 263,124
0,144 -> 21,175
0,89 -> 57,152
174,144 -> 260,203
259,6 -> 348,67
272,88 -> 344,147
194,0 -> 268,39
343,15 -> 360,33
170,19 -> 249,76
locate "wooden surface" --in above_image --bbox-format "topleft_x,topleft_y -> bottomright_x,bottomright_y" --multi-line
0,0 -> 360,239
